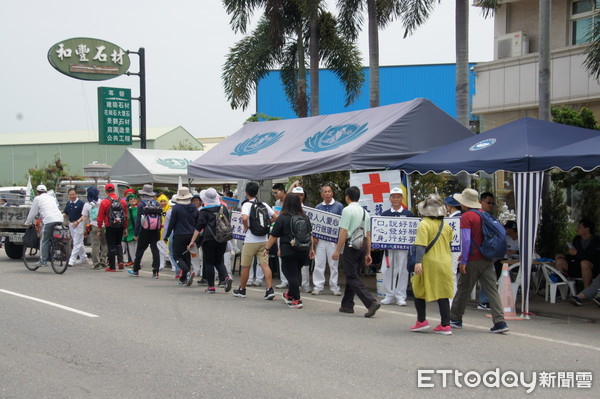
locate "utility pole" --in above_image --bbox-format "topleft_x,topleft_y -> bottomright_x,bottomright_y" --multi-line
127,48 -> 147,149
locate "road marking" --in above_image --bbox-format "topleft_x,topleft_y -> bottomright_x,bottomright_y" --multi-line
0,289 -> 99,318
245,288 -> 600,353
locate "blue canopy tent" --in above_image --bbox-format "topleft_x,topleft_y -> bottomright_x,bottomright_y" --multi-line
530,134 -> 600,172
388,117 -> 600,318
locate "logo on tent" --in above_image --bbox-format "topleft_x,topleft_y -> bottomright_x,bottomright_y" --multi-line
231,132 -> 285,156
469,138 -> 496,151
156,158 -> 192,170
303,123 -> 369,153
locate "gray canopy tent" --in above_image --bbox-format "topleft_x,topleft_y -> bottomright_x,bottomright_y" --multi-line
187,98 -> 475,180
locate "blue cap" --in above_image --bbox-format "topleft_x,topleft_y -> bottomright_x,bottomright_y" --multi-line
444,195 -> 461,207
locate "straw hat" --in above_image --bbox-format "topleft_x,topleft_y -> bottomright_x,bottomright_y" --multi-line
453,188 -> 481,209
417,194 -> 447,217
176,187 -> 193,204
200,187 -> 221,206
138,184 -> 156,197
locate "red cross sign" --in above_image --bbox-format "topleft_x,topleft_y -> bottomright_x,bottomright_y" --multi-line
362,173 -> 390,203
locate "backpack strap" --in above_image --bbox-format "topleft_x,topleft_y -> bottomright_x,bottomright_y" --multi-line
425,219 -> 444,254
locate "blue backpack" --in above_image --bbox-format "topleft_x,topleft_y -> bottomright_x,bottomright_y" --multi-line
468,210 -> 507,260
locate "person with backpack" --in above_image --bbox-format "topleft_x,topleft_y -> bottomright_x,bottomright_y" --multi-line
128,184 -> 162,278
97,183 -> 128,272
265,193 -> 315,309
122,193 -> 139,267
83,186 -> 107,269
449,188 -> 509,334
409,194 -> 454,335
188,188 -> 233,293
164,187 -> 198,286
232,182 -> 276,300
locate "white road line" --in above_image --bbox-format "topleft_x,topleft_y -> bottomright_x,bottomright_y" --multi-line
0,289 -> 99,318
246,288 -> 600,353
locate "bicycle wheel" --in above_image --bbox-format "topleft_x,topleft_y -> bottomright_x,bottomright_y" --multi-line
22,245 -> 40,271
50,240 -> 69,274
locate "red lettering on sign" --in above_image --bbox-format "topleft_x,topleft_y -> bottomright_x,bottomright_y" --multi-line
362,173 -> 390,203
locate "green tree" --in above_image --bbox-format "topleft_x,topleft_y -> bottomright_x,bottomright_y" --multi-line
244,113 -> 284,123
27,155 -> 69,191
538,185 -> 570,258
169,139 -> 203,151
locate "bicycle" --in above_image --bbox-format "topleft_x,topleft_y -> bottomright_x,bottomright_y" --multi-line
22,225 -> 71,274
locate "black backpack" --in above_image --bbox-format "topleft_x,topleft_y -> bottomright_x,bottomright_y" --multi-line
249,201 -> 270,236
108,197 -> 125,228
289,214 -> 312,251
206,206 -> 233,243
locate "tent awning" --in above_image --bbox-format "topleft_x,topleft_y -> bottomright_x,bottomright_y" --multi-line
187,98 -> 475,180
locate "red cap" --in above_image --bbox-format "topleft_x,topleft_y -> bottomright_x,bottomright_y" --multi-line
105,183 -> 115,191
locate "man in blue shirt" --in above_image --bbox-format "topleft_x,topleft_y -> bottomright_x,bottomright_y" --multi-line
380,187 -> 414,306
312,184 -> 344,296
63,188 -> 88,265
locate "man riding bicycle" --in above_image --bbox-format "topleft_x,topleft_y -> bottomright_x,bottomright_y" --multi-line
24,184 -> 64,267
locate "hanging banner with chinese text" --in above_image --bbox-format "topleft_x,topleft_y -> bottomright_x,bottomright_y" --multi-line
98,87 -> 132,145
350,170 -> 409,215
371,216 -> 461,251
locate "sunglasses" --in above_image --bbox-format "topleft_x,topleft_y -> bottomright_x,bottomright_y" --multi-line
486,201 -> 495,205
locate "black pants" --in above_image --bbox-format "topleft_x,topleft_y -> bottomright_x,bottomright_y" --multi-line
202,240 -> 228,287
173,234 -> 193,282
341,244 -> 376,309
105,226 -> 124,269
133,229 -> 160,272
414,298 -> 450,326
281,251 -> 309,300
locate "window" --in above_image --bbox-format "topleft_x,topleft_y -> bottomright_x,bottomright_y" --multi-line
571,0 -> 600,45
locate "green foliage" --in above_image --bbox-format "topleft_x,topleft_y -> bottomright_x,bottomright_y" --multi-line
27,155 -> 69,191
296,171 -> 350,206
245,113 -> 284,123
169,139 -> 203,151
538,185 -> 569,258
551,106 -> 599,129
408,173 -> 448,214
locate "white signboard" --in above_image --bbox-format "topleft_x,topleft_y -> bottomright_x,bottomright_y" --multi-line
371,216 -> 461,252
303,206 -> 341,243
231,211 -> 245,240
350,170 -> 408,215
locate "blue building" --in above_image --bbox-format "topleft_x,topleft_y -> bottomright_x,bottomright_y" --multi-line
256,63 -> 477,123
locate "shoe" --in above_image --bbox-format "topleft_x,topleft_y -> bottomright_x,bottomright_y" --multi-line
264,287 -> 275,300
433,324 -> 452,335
288,299 -> 303,309
205,287 -> 216,294
128,270 -> 139,277
397,301 -> 408,307
275,283 -> 288,289
93,263 -> 102,270
218,281 -> 226,288
410,320 -> 430,332
118,263 -> 124,270
178,280 -> 185,285
593,295 -> 600,307
569,296 -> 583,306
253,281 -> 262,287
153,271 -> 159,279
197,278 -> 208,286
233,288 -> 246,298
32,261 -> 48,267
381,297 -> 395,305
332,291 -> 342,296
125,261 -> 134,267
282,292 -> 293,304
105,267 -> 116,272
303,287 -> 313,294
186,271 -> 195,286
339,307 -> 354,314
477,302 -> 491,311
490,321 -> 509,334
364,301 -> 381,318
224,277 -> 233,292
175,271 -> 182,279
449,319 -> 463,329
311,290 -> 321,296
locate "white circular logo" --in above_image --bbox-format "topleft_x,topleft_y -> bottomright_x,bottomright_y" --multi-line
469,138 -> 496,151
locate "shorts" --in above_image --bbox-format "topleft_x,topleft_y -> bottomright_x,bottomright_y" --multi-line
241,241 -> 268,267
566,255 -> 600,278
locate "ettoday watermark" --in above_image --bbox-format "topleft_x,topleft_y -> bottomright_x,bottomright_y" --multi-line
417,369 -> 592,393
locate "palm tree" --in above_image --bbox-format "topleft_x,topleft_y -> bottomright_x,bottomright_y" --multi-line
222,0 -> 364,117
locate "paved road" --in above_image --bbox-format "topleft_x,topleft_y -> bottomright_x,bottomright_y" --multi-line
1,255 -> 598,398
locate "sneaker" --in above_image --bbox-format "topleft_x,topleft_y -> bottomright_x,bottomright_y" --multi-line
275,283 -> 288,289
332,291 -> 342,296
264,288 -> 275,300
105,267 -> 116,272
288,299 -> 303,309
410,320 -> 430,332
449,319 -> 463,329
477,302 -> 491,311
205,287 -> 216,294
252,281 -> 262,287
197,278 -> 208,286
282,292 -> 293,304
128,270 -> 139,277
397,301 -> 408,307
175,272 -> 182,279
339,307 -> 354,314
217,281 -> 226,288
178,280 -> 185,285
311,290 -> 321,296
433,324 -> 452,335
117,263 -> 124,270
490,321 -> 509,334
153,271 -> 159,279
303,287 -> 313,294
93,263 -> 102,270
224,277 -> 233,293
381,297 -> 396,305
593,295 -> 600,307
125,261 -> 134,267
364,301 -> 381,318
233,288 -> 246,298
32,261 -> 48,267
569,296 -> 583,306
186,271 -> 195,286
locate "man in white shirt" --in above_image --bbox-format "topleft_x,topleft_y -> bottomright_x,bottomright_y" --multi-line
233,182 -> 276,300
24,184 -> 64,267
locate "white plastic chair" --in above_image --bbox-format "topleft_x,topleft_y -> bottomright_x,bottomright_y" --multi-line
541,264 -> 576,303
